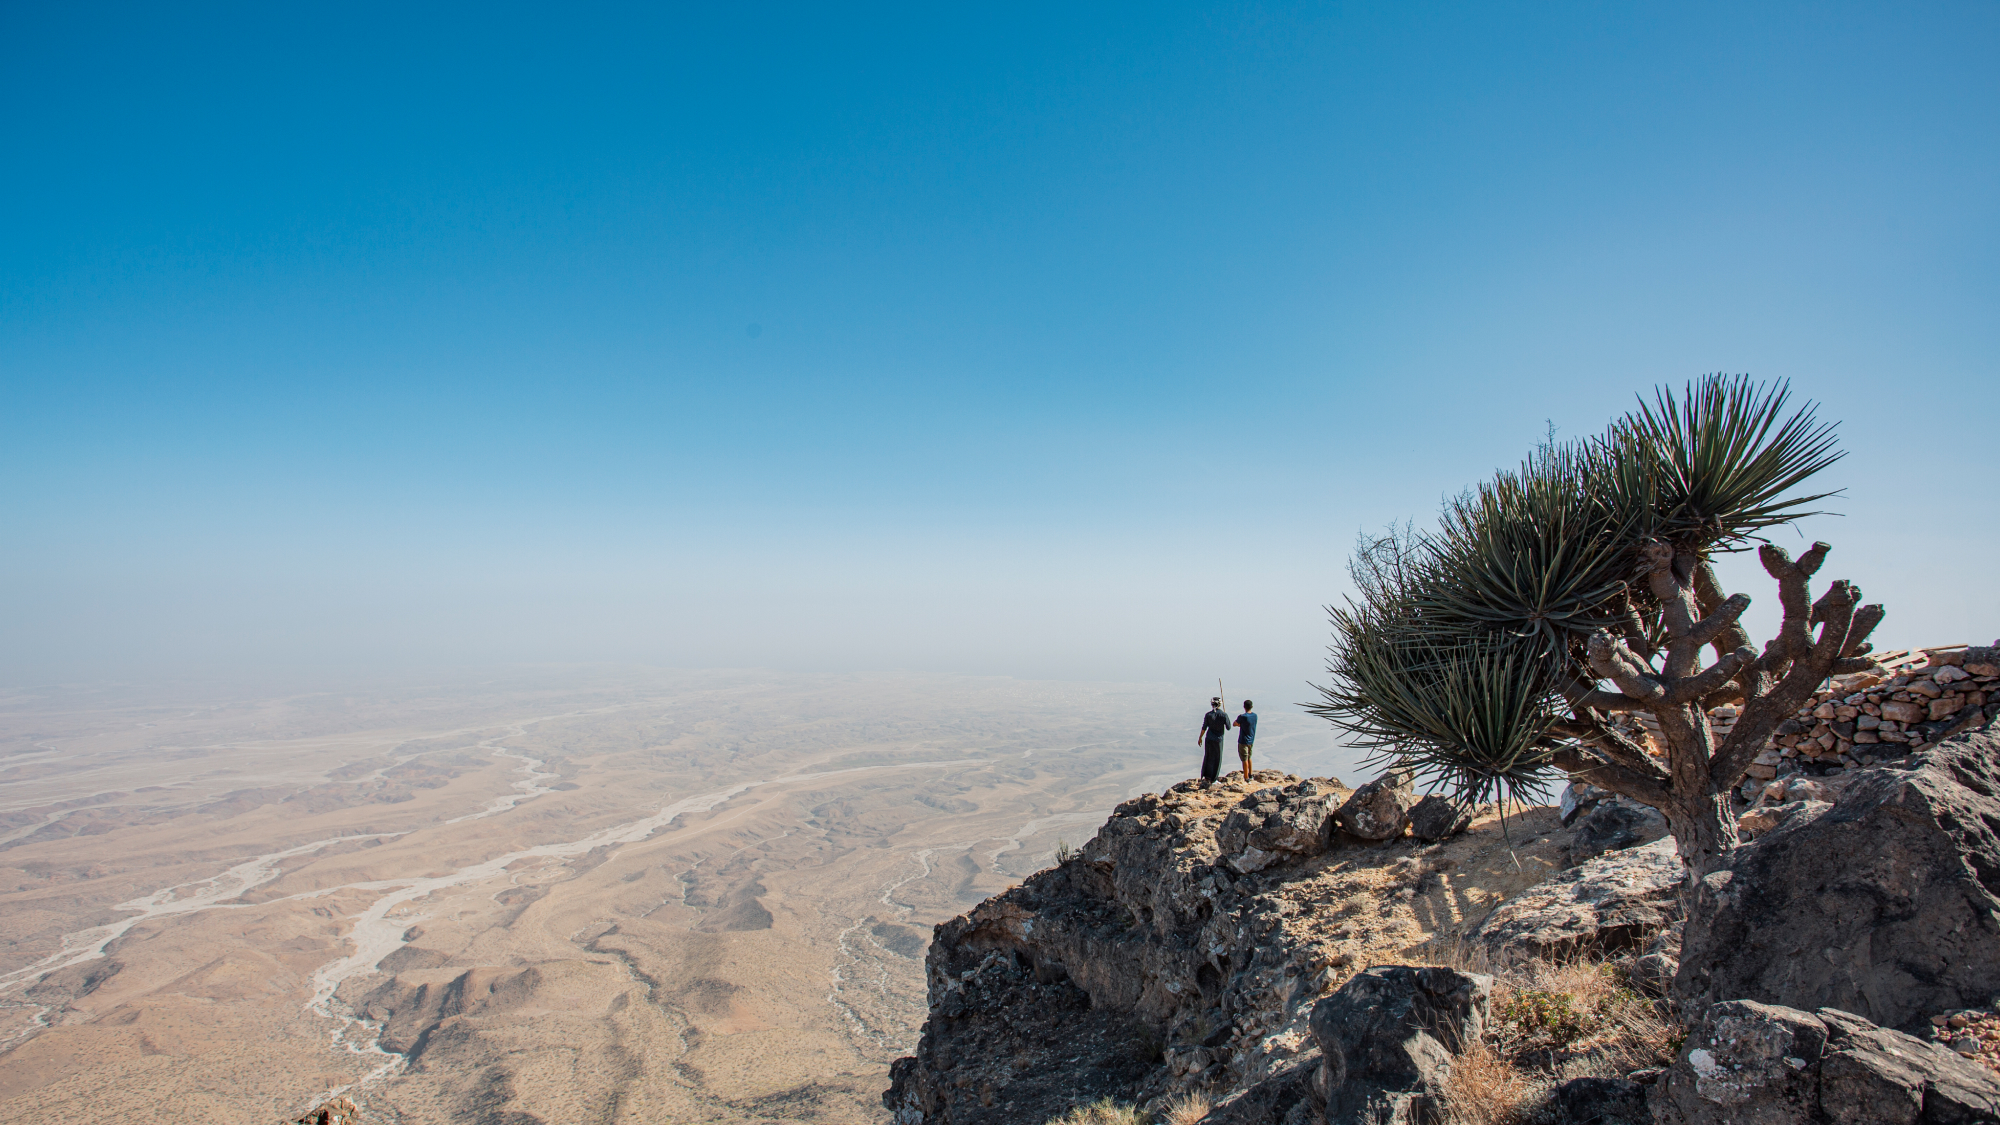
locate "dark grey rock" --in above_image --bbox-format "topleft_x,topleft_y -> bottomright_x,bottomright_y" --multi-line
1675,725 -> 2000,1031
1473,836 -> 1681,966
1334,772 -> 1415,841
1548,1076 -> 1650,1124
1202,1056 -> 1317,1125
1408,794 -> 1472,842
1569,796 -> 1668,865
1654,999 -> 1826,1124
1651,1000 -> 2000,1125
1308,965 -> 1489,1125
1815,1006 -> 2000,1125
1561,781 -> 1608,827
1626,923 -> 1682,996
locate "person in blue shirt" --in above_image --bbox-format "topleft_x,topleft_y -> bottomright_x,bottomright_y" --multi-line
1234,701 -> 1257,781
1197,697 -> 1231,784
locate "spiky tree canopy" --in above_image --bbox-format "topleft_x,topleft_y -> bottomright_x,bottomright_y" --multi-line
1309,375 -> 1860,819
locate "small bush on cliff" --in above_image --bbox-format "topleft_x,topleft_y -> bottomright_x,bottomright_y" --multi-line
1440,955 -> 1675,1125
1158,1091 -> 1210,1125
1310,374 -> 1883,877
1043,1096 -> 1146,1125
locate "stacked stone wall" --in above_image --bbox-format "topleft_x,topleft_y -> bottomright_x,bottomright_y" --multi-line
1749,642 -> 1998,791
1621,642 -> 1997,800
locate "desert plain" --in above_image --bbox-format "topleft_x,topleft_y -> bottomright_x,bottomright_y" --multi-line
0,669 -> 1352,1124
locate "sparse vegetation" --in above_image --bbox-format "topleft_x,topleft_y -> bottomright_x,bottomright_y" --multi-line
1438,955 -> 1676,1125
1055,838 -> 1078,864
1158,1090 -> 1211,1125
1311,375 -> 1884,877
1043,1096 -> 1147,1125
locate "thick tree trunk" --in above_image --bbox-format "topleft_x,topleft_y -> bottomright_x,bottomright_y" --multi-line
1572,541 -> 1883,887
1665,789 -> 1737,880
1654,699 -> 1739,879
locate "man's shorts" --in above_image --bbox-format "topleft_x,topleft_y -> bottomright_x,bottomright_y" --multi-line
1237,742 -> 1254,761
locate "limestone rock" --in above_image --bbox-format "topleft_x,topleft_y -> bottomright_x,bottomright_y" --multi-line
1408,794 -> 1471,842
1308,965 -> 1489,1125
1215,779 -> 1340,871
1676,726 -> 2000,1030
1202,1060 -> 1319,1125
1473,836 -> 1681,965
1333,772 -> 1414,841
1560,781 -> 1607,826
1737,798 -> 1832,842
886,775 -> 1361,1125
1568,795 -> 1668,864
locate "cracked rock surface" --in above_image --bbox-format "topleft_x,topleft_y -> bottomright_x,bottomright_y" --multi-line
883,771 -> 1625,1124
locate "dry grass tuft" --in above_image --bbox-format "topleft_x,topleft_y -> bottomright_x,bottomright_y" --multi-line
1441,1036 -> 1540,1125
1158,1090 -> 1211,1125
1432,953 -> 1679,1125
1044,1097 -> 1147,1125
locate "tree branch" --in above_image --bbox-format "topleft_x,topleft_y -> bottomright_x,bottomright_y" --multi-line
1548,746 -> 1671,808
1694,558 -> 1756,660
1687,593 -> 1752,649
1553,672 -> 1649,713
1552,714 -> 1669,780
1711,546 -> 1885,786
1586,632 -> 1666,703
1619,601 -> 1658,662
1667,646 -> 1756,704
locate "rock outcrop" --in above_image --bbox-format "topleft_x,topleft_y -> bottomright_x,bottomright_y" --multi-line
1653,999 -> 2000,1124
1308,966 -> 1488,1125
1568,796 -> 1668,865
885,772 -> 1595,1124
1676,723 -> 2000,1031
1472,836 -> 1682,966
291,1096 -> 360,1125
1333,773 -> 1415,841
1549,1076 -> 1651,1125
884,773 -> 1343,1125
1215,778 -> 1342,873
1407,795 -> 1471,843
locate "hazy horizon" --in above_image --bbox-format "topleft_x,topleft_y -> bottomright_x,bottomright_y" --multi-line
5,3 -> 1996,701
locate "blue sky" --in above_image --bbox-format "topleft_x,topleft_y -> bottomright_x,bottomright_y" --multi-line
3,2 -> 1996,699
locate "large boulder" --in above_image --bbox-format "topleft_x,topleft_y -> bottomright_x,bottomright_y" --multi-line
1333,772 -> 1415,841
1675,725 -> 2000,1031
1308,965 -> 1489,1125
1651,1000 -> 2000,1124
1473,836 -> 1682,965
1215,779 -> 1341,873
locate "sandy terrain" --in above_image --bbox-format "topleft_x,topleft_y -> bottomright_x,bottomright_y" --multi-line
0,670 -> 1351,1124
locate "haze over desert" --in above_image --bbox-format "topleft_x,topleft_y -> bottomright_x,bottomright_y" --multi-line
0,670 -> 1353,1123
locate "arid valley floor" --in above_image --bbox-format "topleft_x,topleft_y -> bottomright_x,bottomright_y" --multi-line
0,670 -> 1354,1124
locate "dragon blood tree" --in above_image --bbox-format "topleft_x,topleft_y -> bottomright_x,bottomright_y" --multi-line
1309,376 -> 1884,877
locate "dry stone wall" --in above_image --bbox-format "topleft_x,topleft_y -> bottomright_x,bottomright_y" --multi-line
1754,644 -> 1999,787
1626,643 -> 1999,802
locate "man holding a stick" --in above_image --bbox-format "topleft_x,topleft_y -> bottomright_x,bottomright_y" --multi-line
1197,696 -> 1231,784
